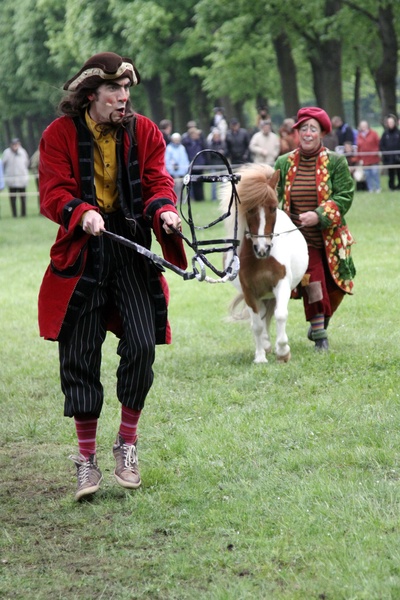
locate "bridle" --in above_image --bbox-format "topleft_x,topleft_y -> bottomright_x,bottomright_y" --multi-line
169,149 -> 242,283
245,224 -> 303,240
105,150 -> 242,283
244,212 -> 304,246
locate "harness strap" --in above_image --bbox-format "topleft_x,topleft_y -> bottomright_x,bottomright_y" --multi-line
244,224 -> 303,239
103,230 -> 196,280
103,230 -> 240,282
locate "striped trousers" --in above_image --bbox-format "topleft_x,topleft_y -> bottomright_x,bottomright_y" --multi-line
59,211 -> 156,418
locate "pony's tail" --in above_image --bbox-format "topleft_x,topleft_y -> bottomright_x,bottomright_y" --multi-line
228,295 -> 276,323
264,298 -> 276,324
228,293 -> 250,321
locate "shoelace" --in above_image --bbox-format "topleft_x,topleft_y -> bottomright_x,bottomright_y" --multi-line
123,444 -> 137,470
69,455 -> 92,484
78,461 -> 91,484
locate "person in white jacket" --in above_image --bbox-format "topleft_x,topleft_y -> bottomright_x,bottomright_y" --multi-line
249,120 -> 281,166
2,138 -> 30,217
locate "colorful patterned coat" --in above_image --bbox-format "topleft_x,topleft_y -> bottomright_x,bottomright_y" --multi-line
275,147 -> 356,294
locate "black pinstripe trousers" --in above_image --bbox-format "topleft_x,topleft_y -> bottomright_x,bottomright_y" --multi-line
59,212 -> 156,418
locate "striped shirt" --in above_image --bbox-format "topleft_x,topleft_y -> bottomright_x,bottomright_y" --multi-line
290,153 -> 323,248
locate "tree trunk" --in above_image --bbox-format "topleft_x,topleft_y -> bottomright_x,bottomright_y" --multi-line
372,4 -> 398,119
306,0 -> 346,119
343,0 -> 398,120
353,66 -> 361,127
220,96 -> 238,123
194,81 -> 213,133
142,76 -> 165,124
309,40 -> 345,118
26,118 -> 36,156
172,89 -> 193,133
272,32 -> 300,118
1,120 -> 11,149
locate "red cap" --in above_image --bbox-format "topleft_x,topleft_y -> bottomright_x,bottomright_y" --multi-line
293,107 -> 332,134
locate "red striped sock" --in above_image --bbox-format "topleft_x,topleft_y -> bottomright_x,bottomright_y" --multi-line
74,416 -> 98,458
119,406 -> 141,445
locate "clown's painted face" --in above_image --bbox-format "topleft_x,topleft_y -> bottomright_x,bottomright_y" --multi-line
88,77 -> 131,123
298,118 -> 323,154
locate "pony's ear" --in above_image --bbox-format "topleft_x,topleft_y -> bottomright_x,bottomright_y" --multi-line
269,169 -> 280,190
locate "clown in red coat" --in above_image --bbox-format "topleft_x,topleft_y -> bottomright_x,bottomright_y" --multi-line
38,52 -> 187,500
38,113 -> 186,343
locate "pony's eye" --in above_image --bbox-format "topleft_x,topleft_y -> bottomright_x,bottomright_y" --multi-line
271,207 -> 277,213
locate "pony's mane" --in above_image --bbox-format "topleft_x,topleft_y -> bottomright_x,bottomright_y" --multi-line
220,163 -> 279,239
236,163 -> 278,213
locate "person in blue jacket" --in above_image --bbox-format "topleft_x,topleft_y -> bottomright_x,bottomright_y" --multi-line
165,133 -> 190,198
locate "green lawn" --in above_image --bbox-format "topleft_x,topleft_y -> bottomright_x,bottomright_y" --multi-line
1,180 -> 400,599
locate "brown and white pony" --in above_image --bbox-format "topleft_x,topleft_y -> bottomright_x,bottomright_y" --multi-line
222,163 -> 308,363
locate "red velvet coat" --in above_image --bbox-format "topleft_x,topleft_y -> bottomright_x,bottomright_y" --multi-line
38,113 -> 187,343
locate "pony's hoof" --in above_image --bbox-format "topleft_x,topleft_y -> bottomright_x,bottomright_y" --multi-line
277,352 -> 291,363
254,355 -> 268,364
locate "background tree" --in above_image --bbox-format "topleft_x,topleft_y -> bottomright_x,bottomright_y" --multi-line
111,0 -> 209,131
0,0 -> 61,153
0,0 -> 399,152
343,0 -> 399,120
272,32 -> 301,119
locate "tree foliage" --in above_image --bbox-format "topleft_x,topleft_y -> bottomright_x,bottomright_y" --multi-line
0,0 -> 399,153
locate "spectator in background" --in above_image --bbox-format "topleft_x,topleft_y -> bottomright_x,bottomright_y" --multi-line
249,119 -> 281,166
206,128 -> 227,201
343,140 -> 358,175
181,120 -> 203,144
165,132 -> 190,199
343,141 -> 367,192
278,117 -> 299,155
255,105 -> 270,131
379,114 -> 400,191
209,107 -> 228,141
182,127 -> 206,200
29,147 -> 40,207
356,120 -> 381,193
0,158 -> 4,193
331,116 -> 355,146
321,127 -> 339,151
2,138 -> 30,218
0,156 -> 4,219
225,118 -> 250,165
159,119 -> 172,145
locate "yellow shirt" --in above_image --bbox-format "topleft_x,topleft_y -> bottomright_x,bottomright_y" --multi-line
85,111 -> 119,212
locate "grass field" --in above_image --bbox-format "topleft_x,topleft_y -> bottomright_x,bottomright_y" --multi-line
1,180 -> 400,599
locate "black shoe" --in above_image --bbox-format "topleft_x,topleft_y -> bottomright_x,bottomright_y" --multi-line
315,338 -> 329,352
